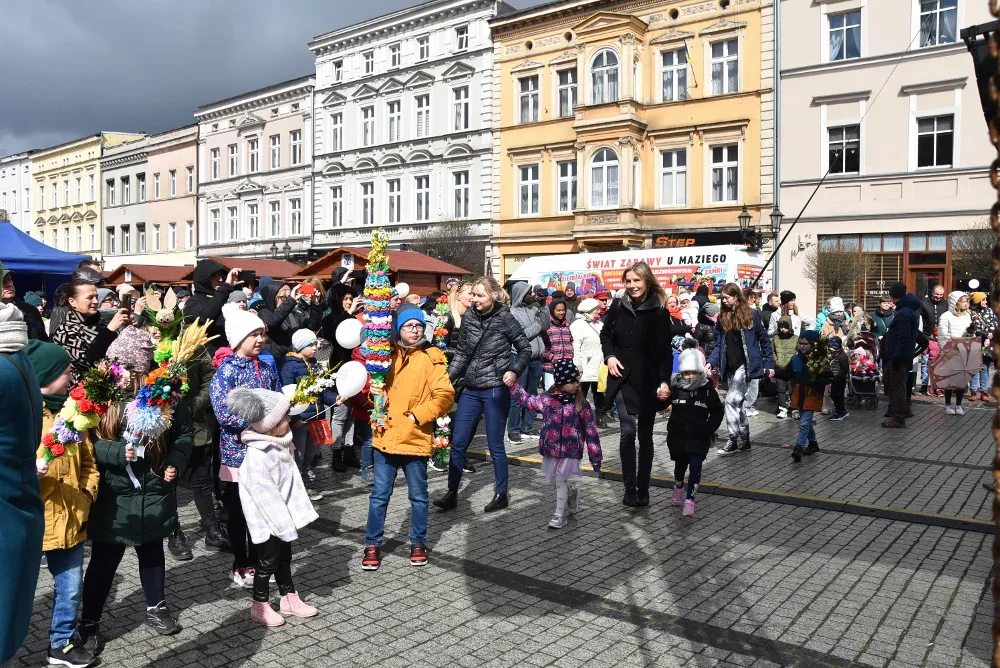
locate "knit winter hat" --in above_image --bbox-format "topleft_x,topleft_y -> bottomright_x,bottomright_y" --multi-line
395,305 -> 426,335
228,290 -> 248,304
678,347 -> 705,375
800,330 -> 820,344
292,328 -> 318,352
828,297 -> 845,313
971,292 -> 988,306
551,358 -> 580,386
23,292 -> 42,307
888,282 -> 907,300
577,298 -> 600,314
780,290 -> 796,305
0,302 -> 27,353
226,387 -> 289,433
703,303 -> 720,318
830,336 -> 843,350
226,309 -> 266,349
24,339 -> 71,388
107,326 -> 155,373
678,292 -> 692,303
96,287 -> 115,306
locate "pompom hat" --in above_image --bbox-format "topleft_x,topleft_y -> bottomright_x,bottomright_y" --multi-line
225,309 -> 266,349
551,358 -> 580,386
226,387 -> 289,433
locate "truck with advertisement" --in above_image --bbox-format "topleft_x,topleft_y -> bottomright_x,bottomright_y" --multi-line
508,245 -> 769,296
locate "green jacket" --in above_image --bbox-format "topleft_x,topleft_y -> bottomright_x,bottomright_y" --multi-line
88,401 -> 193,546
771,318 -> 800,369
184,346 -> 216,448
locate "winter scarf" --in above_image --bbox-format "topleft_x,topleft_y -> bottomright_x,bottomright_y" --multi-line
0,303 -> 28,353
675,370 -> 710,391
51,308 -> 100,372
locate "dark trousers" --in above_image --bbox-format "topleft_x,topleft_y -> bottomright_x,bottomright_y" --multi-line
580,381 -> 604,414
82,541 -> 165,622
885,359 -> 909,420
775,378 -> 791,409
944,389 -> 965,406
252,536 -> 294,603
673,453 -> 704,499
223,482 -> 258,570
188,445 -> 216,526
615,394 -> 655,492
831,377 -> 847,414
507,360 -> 543,435
448,386 -> 511,494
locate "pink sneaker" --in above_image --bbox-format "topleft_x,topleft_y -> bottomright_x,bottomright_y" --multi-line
671,486 -> 684,507
279,592 -> 318,618
250,601 -> 285,627
682,498 -> 696,518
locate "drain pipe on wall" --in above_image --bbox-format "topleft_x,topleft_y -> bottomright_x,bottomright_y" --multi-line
772,0 -> 781,288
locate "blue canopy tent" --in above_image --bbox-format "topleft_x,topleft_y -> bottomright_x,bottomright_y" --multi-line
0,220 -> 87,298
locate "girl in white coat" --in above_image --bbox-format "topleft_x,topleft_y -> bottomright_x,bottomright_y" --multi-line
570,298 -> 607,427
937,291 -> 973,414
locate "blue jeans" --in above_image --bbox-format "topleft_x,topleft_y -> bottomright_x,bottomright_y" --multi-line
365,449 -> 428,547
356,419 -> 374,469
46,543 -> 85,648
507,360 -> 542,435
448,386 -> 511,494
970,364 -> 991,392
921,353 -> 929,386
796,410 -> 816,447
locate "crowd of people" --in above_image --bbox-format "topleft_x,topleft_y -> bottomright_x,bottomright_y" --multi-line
0,253 -> 992,668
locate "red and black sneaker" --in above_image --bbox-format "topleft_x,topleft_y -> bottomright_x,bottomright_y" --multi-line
361,544 -> 381,571
409,544 -> 428,567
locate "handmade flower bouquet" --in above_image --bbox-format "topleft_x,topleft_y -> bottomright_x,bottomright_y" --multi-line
290,367 -> 337,407
432,416 -> 451,468
432,294 -> 449,349
361,228 -> 392,431
42,360 -> 131,462
808,337 -> 832,381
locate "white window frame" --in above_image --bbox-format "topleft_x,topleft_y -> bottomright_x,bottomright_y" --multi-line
88,175 -> 95,202
709,143 -> 740,204
38,184 -> 44,211
388,179 -> 401,223
228,144 -> 238,176
248,138 -> 259,173
589,148 -> 620,208
228,206 -> 239,240
661,48 -> 689,102
828,10 -> 862,62
827,125 -> 861,175
52,182 -> 57,208
290,198 -> 302,235
389,43 -> 401,68
186,167 -> 194,193
709,38 -> 739,96
453,170 -> 469,219
416,94 -> 430,138
76,177 -> 82,204
388,100 -> 402,142
363,51 -> 374,75
417,36 -> 430,61
415,175 -> 430,222
105,227 -> 115,254
269,200 -> 281,237
659,148 -> 687,207
333,60 -> 343,82
169,169 -> 177,196
169,221 -> 178,250
153,173 -> 160,199
106,179 -> 115,206
121,177 -> 130,204
89,224 -> 95,249
590,49 -> 620,104
456,25 -> 469,52
915,114 -> 955,169
330,113 -> 343,151
121,226 -> 130,253
247,202 -> 260,237
270,134 -> 281,170
519,76 -> 539,123
64,180 -> 69,206
136,174 -> 144,201
557,68 -> 578,118
453,86 -> 469,131
518,164 -> 539,216
331,185 -> 343,227
137,223 -> 146,253
186,220 -> 194,248
557,160 -> 577,213
291,130 -> 302,165
211,148 -> 220,179
362,106 -> 375,147
153,223 -> 161,251
76,226 -> 82,251
63,228 -> 69,251
361,182 -> 375,225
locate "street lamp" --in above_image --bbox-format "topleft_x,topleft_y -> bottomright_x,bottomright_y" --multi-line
737,205 -> 752,236
282,242 -> 292,261
738,206 -> 764,250
769,206 -> 784,239
269,242 -> 278,259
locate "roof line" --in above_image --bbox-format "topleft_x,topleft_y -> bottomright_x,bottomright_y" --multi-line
195,74 -> 315,112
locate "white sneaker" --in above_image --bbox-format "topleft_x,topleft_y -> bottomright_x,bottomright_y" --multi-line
548,514 -> 567,529
230,569 -> 253,589
745,408 -> 759,417
955,405 -> 965,416
776,407 -> 787,419
944,406 -> 956,415
307,488 -> 323,501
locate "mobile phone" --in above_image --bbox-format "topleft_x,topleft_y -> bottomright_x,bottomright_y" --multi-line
237,270 -> 256,285
300,284 -> 316,296
121,294 -> 133,312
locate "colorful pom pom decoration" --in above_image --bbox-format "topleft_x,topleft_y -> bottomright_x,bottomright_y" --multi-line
362,229 -> 393,432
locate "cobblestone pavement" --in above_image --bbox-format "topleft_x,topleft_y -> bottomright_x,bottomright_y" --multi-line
8,392 -> 995,667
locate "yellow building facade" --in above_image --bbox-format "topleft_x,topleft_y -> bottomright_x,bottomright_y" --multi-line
32,132 -> 144,259
489,0 -> 774,277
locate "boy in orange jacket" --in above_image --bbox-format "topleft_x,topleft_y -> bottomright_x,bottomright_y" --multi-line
361,308 -> 454,571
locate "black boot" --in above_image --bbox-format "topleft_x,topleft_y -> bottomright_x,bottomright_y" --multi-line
204,521 -> 231,552
342,447 -> 362,469
623,488 -> 638,507
596,414 -> 609,428
331,449 -> 347,473
484,493 -> 509,513
433,490 -> 458,511
167,527 -> 193,561
77,619 -> 104,656
144,602 -> 181,635
636,489 -> 650,507
804,440 -> 819,455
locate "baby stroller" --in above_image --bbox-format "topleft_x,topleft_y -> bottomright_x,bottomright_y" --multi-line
846,332 -> 881,409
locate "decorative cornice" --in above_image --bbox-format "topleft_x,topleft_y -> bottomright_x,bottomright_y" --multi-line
900,77 -> 968,95
698,19 -> 747,36
101,151 -> 148,170
511,60 -> 544,73
441,61 -> 476,81
195,80 -> 314,123
548,50 -> 579,66
650,29 -> 694,45
811,90 -> 872,106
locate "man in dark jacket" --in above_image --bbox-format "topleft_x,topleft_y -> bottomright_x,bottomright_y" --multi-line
184,260 -> 239,354
920,284 -> 947,336
882,282 -> 920,428
0,262 -> 48,342
257,282 -> 322,365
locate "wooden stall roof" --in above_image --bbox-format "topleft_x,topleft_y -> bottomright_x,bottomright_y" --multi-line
178,256 -> 302,282
103,264 -> 192,287
295,247 -> 470,278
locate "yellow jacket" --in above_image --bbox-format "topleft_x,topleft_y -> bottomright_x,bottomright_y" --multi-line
374,342 -> 455,458
35,407 -> 100,551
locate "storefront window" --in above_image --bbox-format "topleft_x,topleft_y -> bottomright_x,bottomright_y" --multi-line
909,233 -> 926,251
883,234 -> 904,252
928,232 -> 947,251
861,234 -> 881,252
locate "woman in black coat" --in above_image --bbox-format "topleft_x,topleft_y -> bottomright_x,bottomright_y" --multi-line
600,262 -> 673,508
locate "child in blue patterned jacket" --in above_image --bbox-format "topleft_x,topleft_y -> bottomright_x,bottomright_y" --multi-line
210,309 -> 281,589
510,358 -> 602,529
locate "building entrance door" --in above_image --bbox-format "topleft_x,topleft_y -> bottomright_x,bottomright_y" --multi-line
909,268 -> 945,301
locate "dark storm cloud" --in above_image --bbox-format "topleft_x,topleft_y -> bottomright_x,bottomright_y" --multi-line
0,0 -> 546,157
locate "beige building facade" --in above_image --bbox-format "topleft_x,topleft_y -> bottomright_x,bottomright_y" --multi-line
146,125 -> 199,266
778,0 -> 993,315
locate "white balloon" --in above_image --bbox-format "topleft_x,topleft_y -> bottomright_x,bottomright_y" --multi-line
335,318 -> 363,349
969,279 -> 981,290
282,384 -> 308,416
394,282 -> 410,298
336,361 -> 368,399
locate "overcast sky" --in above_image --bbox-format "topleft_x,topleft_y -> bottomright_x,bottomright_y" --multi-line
0,0 -> 545,157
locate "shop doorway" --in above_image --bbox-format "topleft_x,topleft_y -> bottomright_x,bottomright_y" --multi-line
909,268 -> 945,300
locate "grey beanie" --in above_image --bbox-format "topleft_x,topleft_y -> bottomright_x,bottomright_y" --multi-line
226,388 -> 289,433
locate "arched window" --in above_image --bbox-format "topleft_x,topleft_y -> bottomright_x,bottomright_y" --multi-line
591,50 -> 619,104
590,148 -> 619,208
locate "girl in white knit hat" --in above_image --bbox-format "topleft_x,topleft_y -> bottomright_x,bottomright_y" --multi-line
225,387 -> 319,627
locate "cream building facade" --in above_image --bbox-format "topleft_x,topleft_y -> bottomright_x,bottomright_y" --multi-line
147,125 -> 199,266
195,76 -> 315,261
31,132 -> 145,259
309,0 -> 512,254
778,0 -> 993,314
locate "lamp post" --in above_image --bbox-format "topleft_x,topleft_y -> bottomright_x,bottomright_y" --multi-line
770,205 -> 784,288
282,242 -> 292,262
269,242 -> 278,260
737,205 -> 761,251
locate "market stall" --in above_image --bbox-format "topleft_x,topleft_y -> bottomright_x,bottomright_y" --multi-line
295,247 -> 470,294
